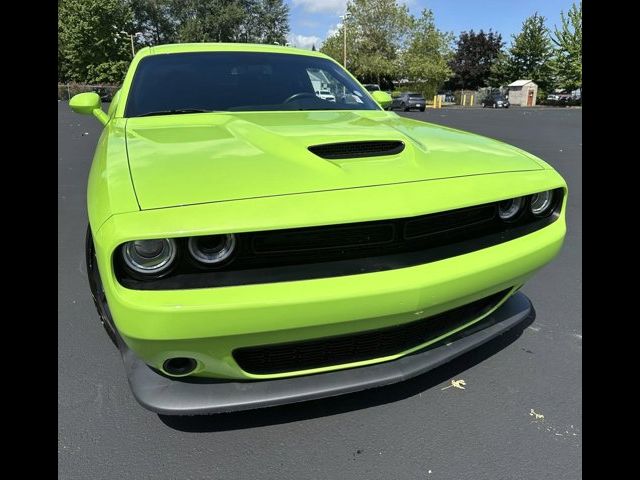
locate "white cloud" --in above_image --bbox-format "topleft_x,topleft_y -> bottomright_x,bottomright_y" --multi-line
288,33 -> 322,50
292,0 -> 347,14
325,23 -> 341,39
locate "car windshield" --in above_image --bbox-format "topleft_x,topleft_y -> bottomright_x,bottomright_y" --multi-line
125,52 -> 379,116
409,94 -> 424,98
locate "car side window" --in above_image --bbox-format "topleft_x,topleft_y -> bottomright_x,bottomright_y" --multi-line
305,68 -> 365,105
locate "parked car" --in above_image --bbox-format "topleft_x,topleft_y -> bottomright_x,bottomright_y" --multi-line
390,92 -> 426,111
69,43 -> 566,416
316,89 -> 336,102
546,93 -> 573,106
482,94 -> 510,108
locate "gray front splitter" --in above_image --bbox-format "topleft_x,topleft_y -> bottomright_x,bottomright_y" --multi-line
120,292 -> 534,415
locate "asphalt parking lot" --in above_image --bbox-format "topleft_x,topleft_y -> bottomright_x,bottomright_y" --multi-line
58,104 -> 581,480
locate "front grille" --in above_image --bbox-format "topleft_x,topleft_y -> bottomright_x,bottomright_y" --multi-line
234,288 -> 511,374
115,189 -> 563,290
252,223 -> 396,253
308,141 -> 405,159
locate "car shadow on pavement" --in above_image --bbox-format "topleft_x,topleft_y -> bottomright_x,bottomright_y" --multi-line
159,315 -> 533,433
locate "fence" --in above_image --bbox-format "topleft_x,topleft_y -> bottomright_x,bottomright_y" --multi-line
58,84 -> 121,101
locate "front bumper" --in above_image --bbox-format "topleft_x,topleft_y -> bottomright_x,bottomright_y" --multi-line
93,171 -> 566,380
102,216 -> 563,380
120,291 -> 533,415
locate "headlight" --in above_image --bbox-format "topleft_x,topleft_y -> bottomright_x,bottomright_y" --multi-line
498,197 -> 525,222
530,190 -> 555,217
123,238 -> 177,275
188,234 -> 236,265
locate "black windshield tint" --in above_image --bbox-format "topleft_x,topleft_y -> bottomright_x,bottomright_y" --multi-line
408,94 -> 424,98
125,52 -> 379,116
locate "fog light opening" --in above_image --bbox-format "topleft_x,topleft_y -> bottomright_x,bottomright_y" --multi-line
163,357 -> 197,377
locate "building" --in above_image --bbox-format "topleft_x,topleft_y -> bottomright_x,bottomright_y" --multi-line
507,80 -> 538,106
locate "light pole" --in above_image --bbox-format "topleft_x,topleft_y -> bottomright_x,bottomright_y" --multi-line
116,30 -> 142,58
339,12 -> 351,67
120,31 -> 142,57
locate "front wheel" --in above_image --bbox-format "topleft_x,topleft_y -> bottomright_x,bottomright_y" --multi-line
492,103 -> 497,109
403,103 -> 409,112
419,107 -> 425,112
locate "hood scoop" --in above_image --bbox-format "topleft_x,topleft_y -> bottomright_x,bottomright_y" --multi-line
308,140 -> 405,159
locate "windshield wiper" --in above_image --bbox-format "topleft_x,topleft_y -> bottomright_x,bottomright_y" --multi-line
135,108 -> 212,117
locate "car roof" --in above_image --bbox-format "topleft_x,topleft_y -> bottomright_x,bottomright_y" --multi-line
139,43 -> 329,60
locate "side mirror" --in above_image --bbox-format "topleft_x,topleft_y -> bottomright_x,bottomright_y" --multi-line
371,90 -> 393,109
69,92 -> 109,125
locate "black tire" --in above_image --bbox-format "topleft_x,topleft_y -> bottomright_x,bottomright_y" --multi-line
403,103 -> 409,112
419,107 -> 425,112
492,103 -> 497,109
86,225 -> 119,346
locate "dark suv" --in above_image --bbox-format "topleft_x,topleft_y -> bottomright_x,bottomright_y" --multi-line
482,94 -> 510,108
390,92 -> 426,112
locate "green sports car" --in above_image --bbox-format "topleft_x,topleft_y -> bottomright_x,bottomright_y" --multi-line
70,43 -> 566,415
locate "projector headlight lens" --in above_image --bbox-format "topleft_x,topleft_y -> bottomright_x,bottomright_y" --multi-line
188,234 -> 236,265
530,190 -> 555,217
123,238 -> 177,275
498,197 -> 525,222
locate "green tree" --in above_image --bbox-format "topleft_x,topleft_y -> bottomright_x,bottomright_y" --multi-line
319,29 -> 345,65
488,51 -> 512,87
170,0 -> 288,44
174,0 -> 248,42
551,2 -> 581,90
254,0 -> 289,44
321,0 -> 415,86
131,0 -> 178,45
493,13 -> 555,92
58,0 -> 134,83
399,9 -> 454,97
448,30 -> 503,90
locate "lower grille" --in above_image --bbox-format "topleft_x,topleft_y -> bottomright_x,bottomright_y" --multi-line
233,288 -> 511,375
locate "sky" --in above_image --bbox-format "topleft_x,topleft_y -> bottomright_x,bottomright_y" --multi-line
286,0 -> 577,50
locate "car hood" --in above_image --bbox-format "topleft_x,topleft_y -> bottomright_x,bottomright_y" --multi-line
124,110 -> 544,210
